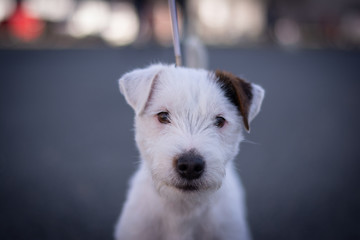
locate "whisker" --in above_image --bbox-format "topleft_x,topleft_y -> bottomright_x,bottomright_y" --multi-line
242,139 -> 261,145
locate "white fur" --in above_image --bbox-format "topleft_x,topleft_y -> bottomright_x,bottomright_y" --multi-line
115,64 -> 264,240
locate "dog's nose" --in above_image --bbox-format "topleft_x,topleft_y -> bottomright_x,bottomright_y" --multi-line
176,151 -> 205,180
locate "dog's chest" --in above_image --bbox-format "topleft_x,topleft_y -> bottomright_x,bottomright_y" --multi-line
157,204 -> 221,240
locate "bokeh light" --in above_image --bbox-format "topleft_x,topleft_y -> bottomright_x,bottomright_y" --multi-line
8,5 -> 44,42
67,0 -> 110,38
193,0 -> 265,45
101,3 -> 139,46
23,0 -> 75,22
0,0 -> 15,22
275,18 -> 301,46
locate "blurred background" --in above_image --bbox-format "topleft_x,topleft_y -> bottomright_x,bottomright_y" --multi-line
1,0 -> 360,240
0,0 -> 360,48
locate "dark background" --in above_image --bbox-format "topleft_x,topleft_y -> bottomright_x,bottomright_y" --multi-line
1,47 -> 360,240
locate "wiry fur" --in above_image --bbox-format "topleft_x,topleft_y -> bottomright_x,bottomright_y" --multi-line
115,64 -> 264,240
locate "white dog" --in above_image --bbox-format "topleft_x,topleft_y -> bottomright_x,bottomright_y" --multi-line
115,63 -> 264,240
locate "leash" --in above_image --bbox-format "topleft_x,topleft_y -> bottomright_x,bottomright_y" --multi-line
168,0 -> 182,67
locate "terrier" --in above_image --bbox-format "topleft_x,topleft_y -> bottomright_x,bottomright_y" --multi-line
115,63 -> 264,240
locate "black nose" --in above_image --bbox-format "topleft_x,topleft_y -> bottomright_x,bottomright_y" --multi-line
176,151 -> 205,180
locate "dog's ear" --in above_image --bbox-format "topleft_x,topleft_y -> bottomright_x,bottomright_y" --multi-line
119,64 -> 164,115
215,70 -> 265,132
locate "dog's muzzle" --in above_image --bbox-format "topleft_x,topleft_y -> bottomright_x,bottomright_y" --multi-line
175,150 -> 205,180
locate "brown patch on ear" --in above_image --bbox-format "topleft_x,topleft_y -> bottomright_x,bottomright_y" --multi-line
215,70 -> 253,131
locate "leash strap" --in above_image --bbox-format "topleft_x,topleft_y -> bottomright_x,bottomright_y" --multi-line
168,0 -> 182,66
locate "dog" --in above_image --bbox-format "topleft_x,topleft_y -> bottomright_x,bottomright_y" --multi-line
114,63 -> 264,240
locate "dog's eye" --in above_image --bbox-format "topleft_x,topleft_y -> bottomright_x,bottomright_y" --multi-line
214,116 -> 226,128
157,112 -> 171,124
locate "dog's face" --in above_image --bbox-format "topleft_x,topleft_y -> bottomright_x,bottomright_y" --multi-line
119,64 -> 264,195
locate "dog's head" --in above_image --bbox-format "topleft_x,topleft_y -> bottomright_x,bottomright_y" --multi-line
119,64 -> 264,195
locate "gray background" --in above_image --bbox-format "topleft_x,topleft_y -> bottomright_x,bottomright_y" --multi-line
1,47 -> 359,239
